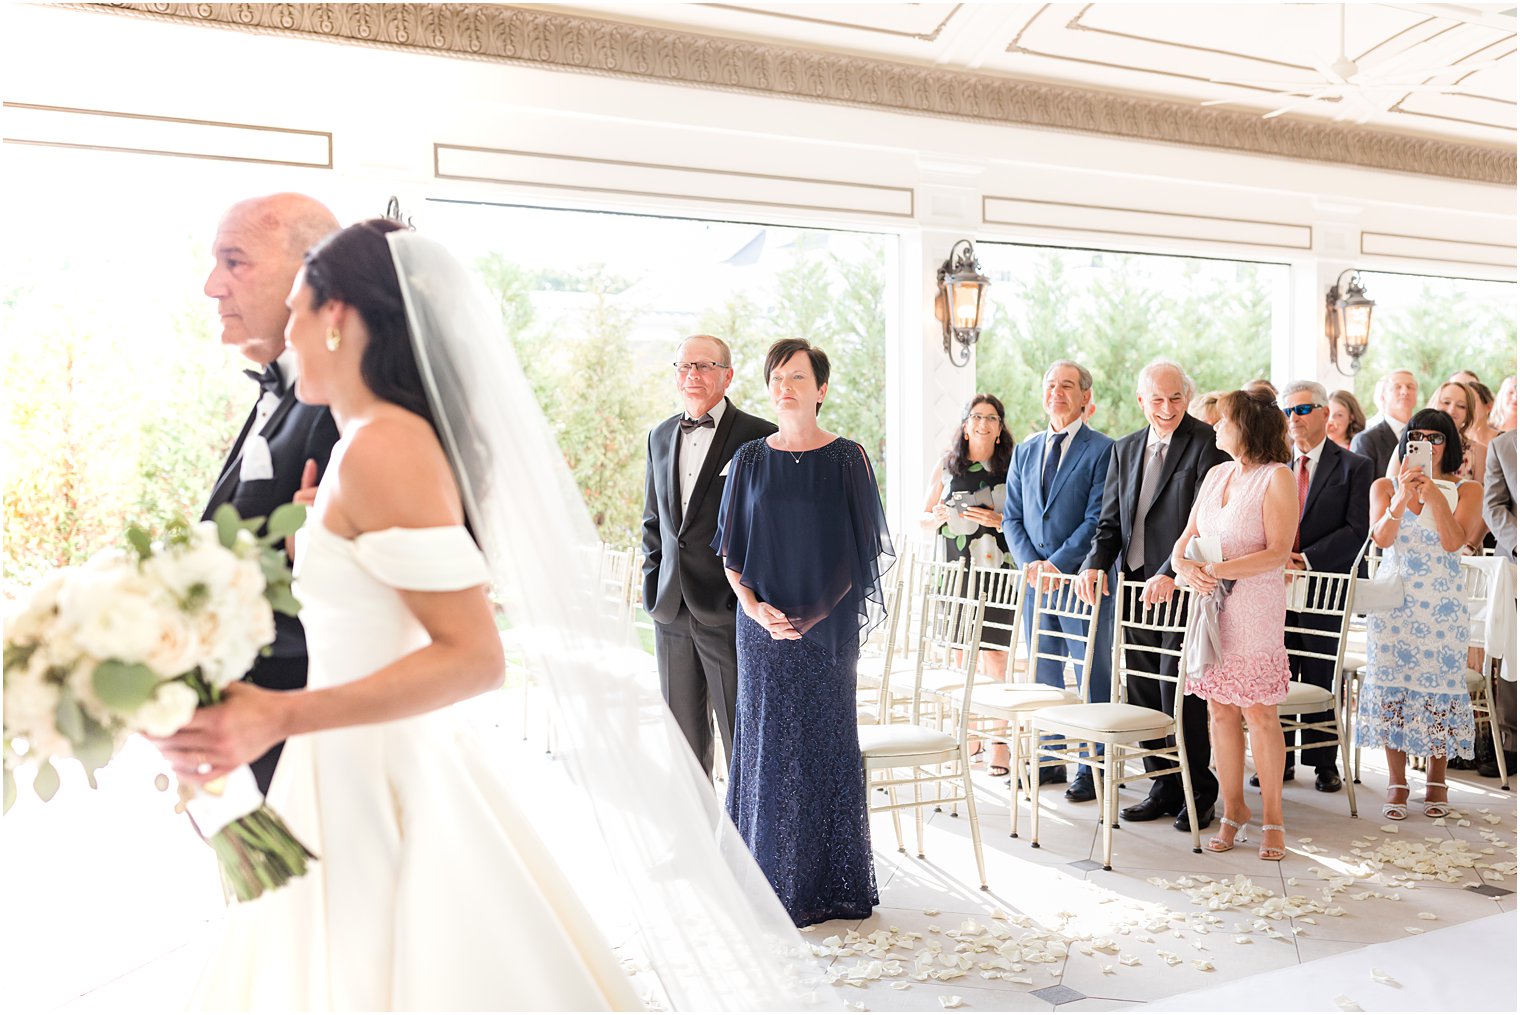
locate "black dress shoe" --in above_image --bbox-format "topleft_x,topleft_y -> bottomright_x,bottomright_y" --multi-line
1249,767 -> 1294,788
1174,804 -> 1215,832
1314,767 -> 1343,793
1065,773 -> 1096,802
1037,765 -> 1068,787
1119,796 -> 1179,822
1478,751 -> 1516,779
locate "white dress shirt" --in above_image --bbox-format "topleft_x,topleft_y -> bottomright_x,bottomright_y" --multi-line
679,398 -> 727,516
1042,417 -> 1085,472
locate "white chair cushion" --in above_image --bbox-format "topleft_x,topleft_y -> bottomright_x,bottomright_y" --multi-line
969,683 -> 1080,713
1279,681 -> 1334,711
857,710 -> 879,726
1032,702 -> 1172,735
858,724 -> 958,758
1342,651 -> 1366,672
1466,667 -> 1487,692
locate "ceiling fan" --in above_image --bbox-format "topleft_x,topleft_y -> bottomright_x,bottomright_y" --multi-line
1202,4 -> 1507,123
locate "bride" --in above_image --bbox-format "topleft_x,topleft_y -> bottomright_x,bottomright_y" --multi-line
154,219 -> 827,1010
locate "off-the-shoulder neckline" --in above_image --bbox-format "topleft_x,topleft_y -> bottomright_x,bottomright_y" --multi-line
311,523 -> 473,544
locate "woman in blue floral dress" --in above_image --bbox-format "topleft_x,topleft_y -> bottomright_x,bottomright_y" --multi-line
1356,409 -> 1483,820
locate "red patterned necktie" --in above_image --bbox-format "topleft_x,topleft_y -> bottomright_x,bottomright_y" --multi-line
1294,455 -> 1310,552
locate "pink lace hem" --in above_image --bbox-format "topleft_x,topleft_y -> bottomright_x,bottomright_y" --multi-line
1187,648 -> 1290,707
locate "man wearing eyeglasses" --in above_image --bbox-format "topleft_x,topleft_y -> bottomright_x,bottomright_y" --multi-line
642,335 -> 777,779
1273,381 -> 1373,793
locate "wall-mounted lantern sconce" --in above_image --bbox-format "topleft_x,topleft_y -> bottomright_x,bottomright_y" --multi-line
935,239 -> 991,368
1325,269 -> 1374,376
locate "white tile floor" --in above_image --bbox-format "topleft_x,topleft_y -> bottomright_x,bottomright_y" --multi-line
20,721 -> 1516,1013
800,756 -> 1517,1011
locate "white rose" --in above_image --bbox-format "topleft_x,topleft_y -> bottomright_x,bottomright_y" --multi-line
3,673 -> 68,758
130,681 -> 200,737
146,532 -> 240,604
5,568 -> 73,644
57,562 -> 164,664
142,606 -> 204,679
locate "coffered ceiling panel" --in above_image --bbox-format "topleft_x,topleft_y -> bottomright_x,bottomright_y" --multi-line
557,3 -> 1516,143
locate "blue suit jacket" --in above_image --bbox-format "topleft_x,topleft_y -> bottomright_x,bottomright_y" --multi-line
1002,423 -> 1116,574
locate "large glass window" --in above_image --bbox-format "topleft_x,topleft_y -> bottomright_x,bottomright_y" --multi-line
973,244 -> 1290,439
1347,270 -> 1516,408
421,201 -> 895,538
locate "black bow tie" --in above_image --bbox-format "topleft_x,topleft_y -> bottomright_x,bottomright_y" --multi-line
243,363 -> 286,398
679,414 -> 715,434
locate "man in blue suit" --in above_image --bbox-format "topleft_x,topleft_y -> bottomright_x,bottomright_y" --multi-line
1003,360 -> 1115,803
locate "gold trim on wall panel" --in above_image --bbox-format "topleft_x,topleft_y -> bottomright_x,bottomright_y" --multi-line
983,196 -> 1313,250
434,144 -> 916,219
1360,230 -> 1517,269
84,4 -> 1516,184
2,101 -> 332,168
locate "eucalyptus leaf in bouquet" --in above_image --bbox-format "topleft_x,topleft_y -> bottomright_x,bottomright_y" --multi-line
3,504 -> 317,901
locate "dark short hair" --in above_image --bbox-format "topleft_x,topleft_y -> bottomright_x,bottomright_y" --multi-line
303,218 -> 438,434
945,393 -> 1013,478
1328,389 -> 1367,441
1400,408 -> 1464,474
1217,388 -> 1290,465
763,338 -> 830,416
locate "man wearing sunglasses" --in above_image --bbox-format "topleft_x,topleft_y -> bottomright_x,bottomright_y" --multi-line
1271,382 -> 1374,793
642,335 -> 777,780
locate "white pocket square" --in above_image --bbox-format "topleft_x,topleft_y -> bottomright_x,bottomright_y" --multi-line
719,460 -> 731,477
239,435 -> 275,481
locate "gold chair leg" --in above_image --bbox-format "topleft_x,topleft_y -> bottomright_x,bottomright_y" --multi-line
961,758 -> 989,891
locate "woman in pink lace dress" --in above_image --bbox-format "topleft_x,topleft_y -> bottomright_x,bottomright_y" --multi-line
1171,389 -> 1297,861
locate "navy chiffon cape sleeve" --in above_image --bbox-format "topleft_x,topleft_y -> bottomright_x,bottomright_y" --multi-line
712,437 -> 895,655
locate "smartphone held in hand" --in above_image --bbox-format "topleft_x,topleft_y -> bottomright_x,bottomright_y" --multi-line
1405,439 -> 1434,476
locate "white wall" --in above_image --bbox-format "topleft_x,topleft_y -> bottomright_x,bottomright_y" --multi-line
5,3 -> 1515,531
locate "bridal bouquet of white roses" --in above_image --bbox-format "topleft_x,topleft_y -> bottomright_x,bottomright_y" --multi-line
3,504 -> 315,901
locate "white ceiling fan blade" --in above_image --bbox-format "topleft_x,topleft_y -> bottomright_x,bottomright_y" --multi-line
1313,60 -> 1351,86
1262,88 -> 1341,119
1208,76 -> 1339,88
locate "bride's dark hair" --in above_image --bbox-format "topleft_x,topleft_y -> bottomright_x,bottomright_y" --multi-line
302,218 -> 439,436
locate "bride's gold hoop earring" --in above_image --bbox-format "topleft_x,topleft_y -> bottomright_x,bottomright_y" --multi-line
326,327 -> 342,352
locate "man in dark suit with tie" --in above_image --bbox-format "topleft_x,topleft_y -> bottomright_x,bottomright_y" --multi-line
1078,360 -> 1230,831
1351,368 -> 1420,477
1274,381 -> 1372,792
203,193 -> 341,795
642,335 -> 777,778
1003,360 -> 1115,802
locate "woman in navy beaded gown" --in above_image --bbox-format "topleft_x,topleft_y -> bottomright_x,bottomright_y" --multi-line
713,338 -> 895,927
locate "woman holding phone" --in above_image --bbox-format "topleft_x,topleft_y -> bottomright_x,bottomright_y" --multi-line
1356,408 -> 1482,822
921,394 -> 1015,773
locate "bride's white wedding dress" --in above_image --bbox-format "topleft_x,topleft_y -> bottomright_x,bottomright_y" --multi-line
193,522 -> 639,1011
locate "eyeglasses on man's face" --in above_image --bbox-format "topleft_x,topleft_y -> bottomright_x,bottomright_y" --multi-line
1282,403 -> 1324,417
966,413 -> 1002,426
1406,430 -> 1447,446
673,360 -> 728,376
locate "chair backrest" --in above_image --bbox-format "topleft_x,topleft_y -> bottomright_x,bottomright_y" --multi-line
627,549 -> 655,647
902,554 -> 967,655
1022,571 -> 1100,695
1111,580 -> 1195,720
1283,569 -> 1355,695
907,590 -> 984,728
968,563 -> 1022,658
1459,555 -> 1492,651
865,577 -> 906,719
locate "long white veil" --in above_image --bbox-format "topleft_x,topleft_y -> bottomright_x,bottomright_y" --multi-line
387,230 -> 831,1010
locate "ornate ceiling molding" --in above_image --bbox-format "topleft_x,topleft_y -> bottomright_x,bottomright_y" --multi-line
85,3 -> 1516,185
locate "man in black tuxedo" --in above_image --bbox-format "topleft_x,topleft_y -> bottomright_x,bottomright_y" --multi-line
203,193 -> 341,795
1273,381 -> 1372,793
1351,368 -> 1419,477
1078,360 -> 1229,831
642,335 -> 777,778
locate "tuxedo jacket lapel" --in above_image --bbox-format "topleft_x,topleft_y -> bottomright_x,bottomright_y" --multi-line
680,401 -> 737,535
206,405 -> 260,517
